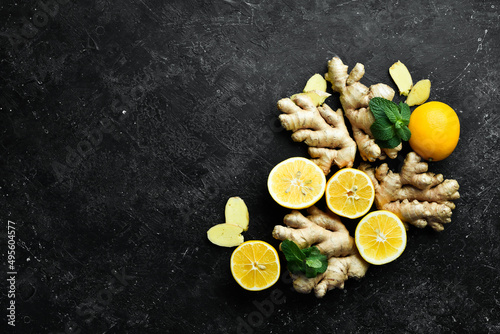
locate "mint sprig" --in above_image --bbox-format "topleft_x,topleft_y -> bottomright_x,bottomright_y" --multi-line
281,240 -> 328,278
369,97 -> 411,148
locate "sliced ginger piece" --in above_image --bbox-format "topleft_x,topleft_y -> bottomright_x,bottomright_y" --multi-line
303,73 -> 328,92
208,197 -> 250,247
290,90 -> 331,107
389,61 -> 413,96
225,196 -> 249,231
291,73 -> 330,107
207,223 -> 244,247
406,79 -> 431,106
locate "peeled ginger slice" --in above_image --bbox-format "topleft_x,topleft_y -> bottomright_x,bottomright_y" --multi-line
207,223 -> 244,247
406,79 -> 431,106
389,61 -> 413,96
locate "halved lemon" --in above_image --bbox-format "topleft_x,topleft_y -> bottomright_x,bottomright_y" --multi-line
355,210 -> 407,265
230,240 -> 281,291
267,157 -> 326,209
325,168 -> 375,219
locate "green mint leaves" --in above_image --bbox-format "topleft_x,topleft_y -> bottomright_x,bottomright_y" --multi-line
369,97 -> 411,148
281,240 -> 328,278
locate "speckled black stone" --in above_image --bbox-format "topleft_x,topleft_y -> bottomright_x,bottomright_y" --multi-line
1,0 -> 499,333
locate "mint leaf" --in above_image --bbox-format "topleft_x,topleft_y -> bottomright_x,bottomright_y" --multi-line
399,102 -> 411,124
376,136 -> 401,149
304,265 -> 318,278
369,97 -> 399,123
281,240 -> 305,263
281,240 -> 306,275
302,245 -> 320,258
369,97 -> 412,149
302,246 -> 328,278
287,260 -> 305,274
318,256 -> 328,274
396,124 -> 411,141
305,258 -> 323,269
281,241 -> 328,278
371,118 -> 396,141
384,102 -> 401,124
368,97 -> 390,119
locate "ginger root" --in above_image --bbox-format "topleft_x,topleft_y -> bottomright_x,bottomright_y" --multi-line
273,206 -> 369,297
359,152 -> 460,231
325,57 -> 402,162
278,94 -> 357,175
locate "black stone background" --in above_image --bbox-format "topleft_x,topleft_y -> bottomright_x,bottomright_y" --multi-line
1,0 -> 499,333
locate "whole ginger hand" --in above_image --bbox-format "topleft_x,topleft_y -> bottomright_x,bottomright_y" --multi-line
360,152 -> 460,231
278,94 -> 357,175
325,57 -> 401,162
273,206 -> 369,298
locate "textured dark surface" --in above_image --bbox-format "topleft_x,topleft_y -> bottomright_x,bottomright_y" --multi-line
1,0 -> 500,333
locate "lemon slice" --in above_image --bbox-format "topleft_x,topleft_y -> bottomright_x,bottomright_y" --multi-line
267,157 -> 326,210
230,240 -> 280,291
325,168 -> 375,219
355,210 -> 407,265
